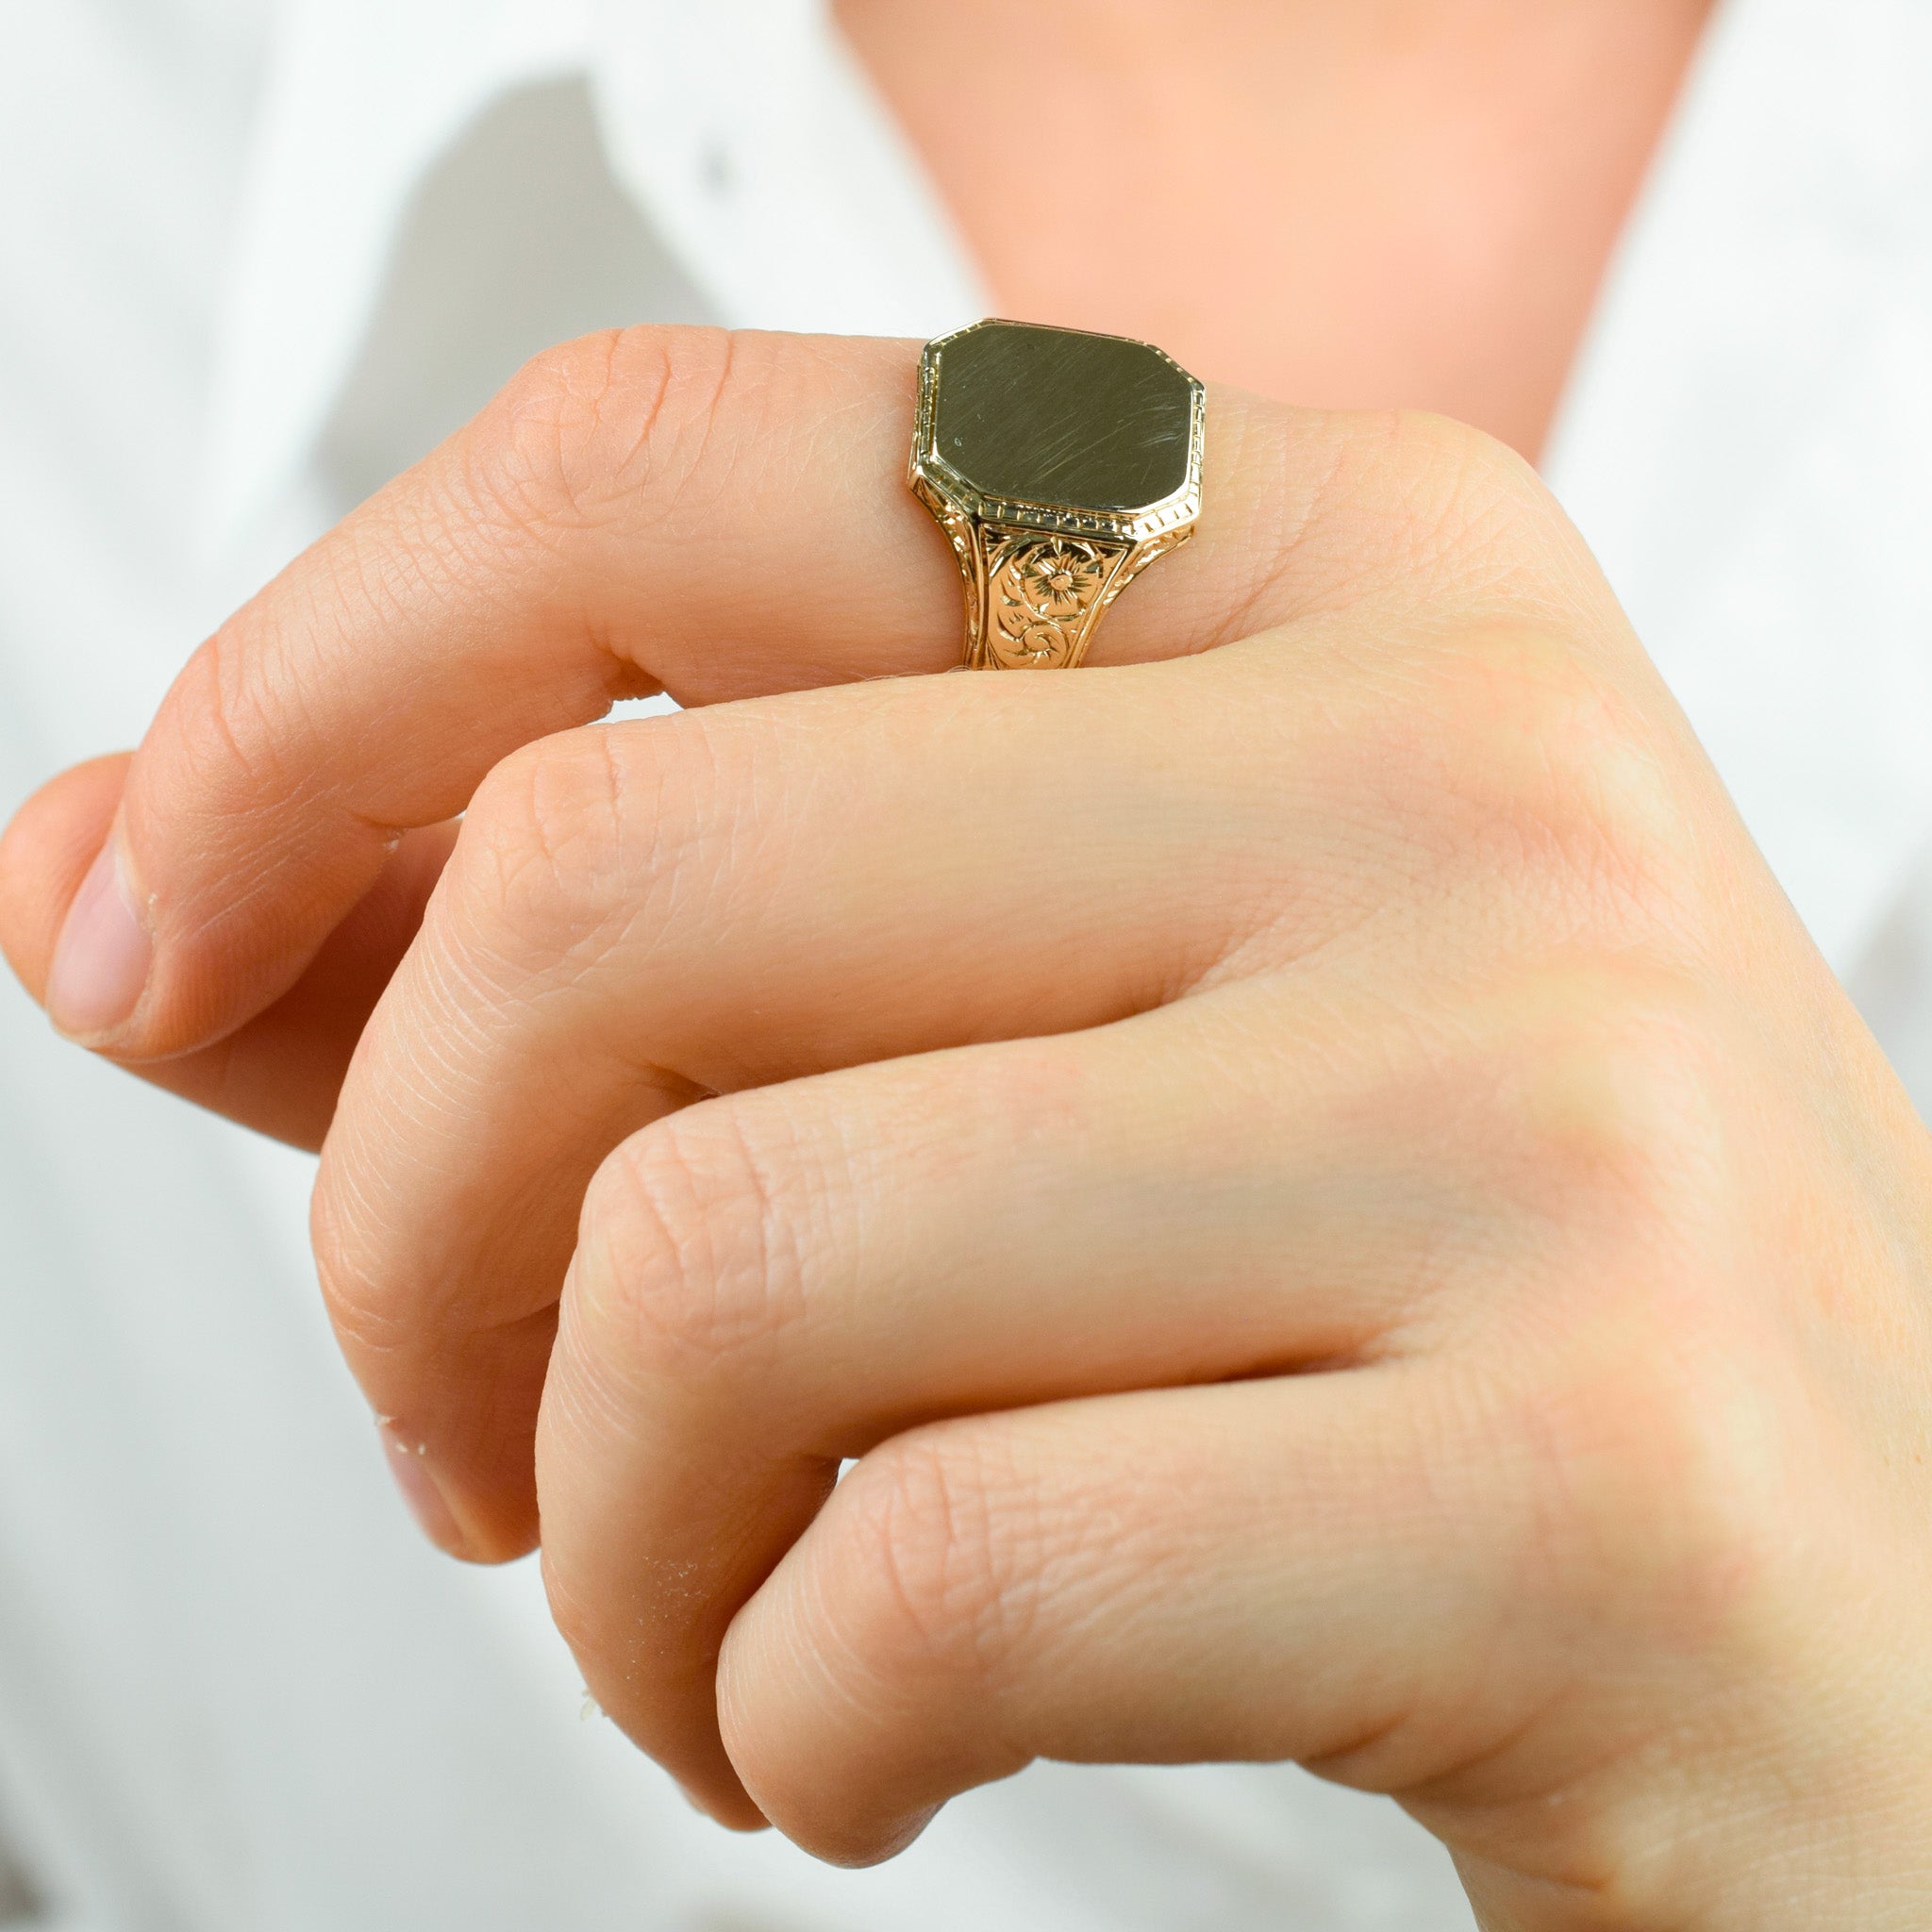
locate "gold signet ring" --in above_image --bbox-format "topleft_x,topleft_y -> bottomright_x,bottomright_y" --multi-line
909,319 -> 1206,670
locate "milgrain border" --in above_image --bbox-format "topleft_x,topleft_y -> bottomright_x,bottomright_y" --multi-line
908,320 -> 1206,669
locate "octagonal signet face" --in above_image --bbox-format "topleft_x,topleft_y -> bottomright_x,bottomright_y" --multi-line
930,321 -> 1197,516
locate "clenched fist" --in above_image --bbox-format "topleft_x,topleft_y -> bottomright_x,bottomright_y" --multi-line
5,329 -> 1930,1927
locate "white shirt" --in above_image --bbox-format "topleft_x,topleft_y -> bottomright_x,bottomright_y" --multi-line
0,3 -> 1927,1927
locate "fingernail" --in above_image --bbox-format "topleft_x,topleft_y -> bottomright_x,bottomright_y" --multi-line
377,1421 -> 473,1558
46,836 -> 150,1041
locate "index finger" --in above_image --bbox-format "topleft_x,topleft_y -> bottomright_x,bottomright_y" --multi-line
22,325 -> 1595,1058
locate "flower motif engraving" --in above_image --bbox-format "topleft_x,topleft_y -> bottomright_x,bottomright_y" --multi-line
1016,542 -> 1105,619
985,537 -> 1124,669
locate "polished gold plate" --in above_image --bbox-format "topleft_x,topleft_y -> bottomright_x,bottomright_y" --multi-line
910,319 -> 1206,669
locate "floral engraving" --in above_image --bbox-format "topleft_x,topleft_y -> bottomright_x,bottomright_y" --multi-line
986,537 -> 1126,670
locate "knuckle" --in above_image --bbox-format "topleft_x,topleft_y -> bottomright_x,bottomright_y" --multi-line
462,731 -> 625,931
446,724 -> 704,978
1234,409 -> 1564,649
831,1428 -> 1045,1682
158,513 -> 451,822
462,324 -> 739,538
1386,409 -> 1558,572
1496,960 -> 1733,1233
1320,428 -> 1708,937
1436,625 -> 1626,777
1479,970 -> 1799,1627
149,614 -> 296,816
1385,626 -> 1695,938
572,1103 -> 808,1383
1507,1315 -> 1793,1645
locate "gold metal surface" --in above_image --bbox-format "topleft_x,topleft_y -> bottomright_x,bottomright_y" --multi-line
909,320 -> 1206,670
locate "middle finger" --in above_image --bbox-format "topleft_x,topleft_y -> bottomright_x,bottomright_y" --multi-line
318,620 -> 1608,1557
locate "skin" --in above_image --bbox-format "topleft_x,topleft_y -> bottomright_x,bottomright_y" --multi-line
5,331 -> 1932,1929
834,0 -> 1718,456
4,6 -> 1927,1925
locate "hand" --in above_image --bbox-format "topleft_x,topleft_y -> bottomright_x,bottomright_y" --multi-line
6,329 -> 1931,1926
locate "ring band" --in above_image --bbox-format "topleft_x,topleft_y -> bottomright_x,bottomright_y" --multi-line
909,320 -> 1206,670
